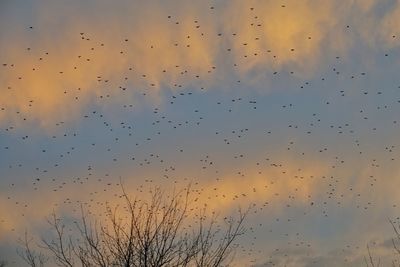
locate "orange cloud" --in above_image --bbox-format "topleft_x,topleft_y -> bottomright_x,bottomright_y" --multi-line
0,0 -> 398,129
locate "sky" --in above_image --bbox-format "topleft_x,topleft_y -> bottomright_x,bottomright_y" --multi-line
2,0 -> 400,266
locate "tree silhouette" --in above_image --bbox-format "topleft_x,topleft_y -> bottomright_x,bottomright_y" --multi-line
363,244 -> 380,267
18,185 -> 248,267
364,220 -> 400,267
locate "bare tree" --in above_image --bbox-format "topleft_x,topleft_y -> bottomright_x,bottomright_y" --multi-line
19,185 -> 248,267
364,220 -> 400,267
17,231 -> 47,267
389,219 -> 400,267
364,244 -> 380,267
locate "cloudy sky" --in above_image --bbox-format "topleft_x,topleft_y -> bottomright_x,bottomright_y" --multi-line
2,0 -> 400,266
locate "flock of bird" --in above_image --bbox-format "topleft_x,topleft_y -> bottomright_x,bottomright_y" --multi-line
1,1 -> 400,266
